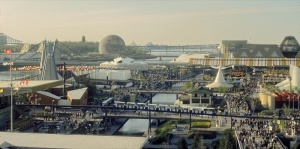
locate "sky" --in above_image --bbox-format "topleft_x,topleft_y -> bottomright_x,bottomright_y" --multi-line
0,0 -> 299,45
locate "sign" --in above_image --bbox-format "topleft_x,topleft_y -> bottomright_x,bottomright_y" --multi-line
0,88 -> 3,93
4,49 -> 12,54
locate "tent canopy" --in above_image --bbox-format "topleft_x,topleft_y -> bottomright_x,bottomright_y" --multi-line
206,66 -> 233,89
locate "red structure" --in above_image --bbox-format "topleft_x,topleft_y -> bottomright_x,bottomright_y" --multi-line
276,92 -> 299,109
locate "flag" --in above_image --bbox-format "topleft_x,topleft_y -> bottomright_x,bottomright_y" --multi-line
4,49 -> 12,54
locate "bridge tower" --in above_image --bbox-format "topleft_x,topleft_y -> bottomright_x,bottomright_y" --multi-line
39,40 -> 59,80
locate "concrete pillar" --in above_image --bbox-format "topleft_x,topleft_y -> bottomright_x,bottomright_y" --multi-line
189,110 -> 192,130
148,108 -> 151,133
105,109 -> 108,130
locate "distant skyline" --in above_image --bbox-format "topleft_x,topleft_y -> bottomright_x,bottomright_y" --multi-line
0,0 -> 299,45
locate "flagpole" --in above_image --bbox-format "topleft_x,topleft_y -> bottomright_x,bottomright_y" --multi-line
10,50 -> 13,131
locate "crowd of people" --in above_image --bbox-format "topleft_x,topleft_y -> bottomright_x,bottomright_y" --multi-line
224,75 -> 287,149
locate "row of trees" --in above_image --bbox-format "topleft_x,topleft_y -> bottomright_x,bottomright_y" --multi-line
177,129 -> 236,149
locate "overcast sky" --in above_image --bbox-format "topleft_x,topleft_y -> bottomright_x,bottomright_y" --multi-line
0,0 -> 299,45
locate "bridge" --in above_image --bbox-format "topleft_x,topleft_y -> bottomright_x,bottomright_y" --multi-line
0,33 -> 22,45
128,44 -> 219,50
17,104 -> 300,121
15,103 -> 293,149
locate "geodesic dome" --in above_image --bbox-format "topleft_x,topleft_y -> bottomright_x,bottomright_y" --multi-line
98,35 -> 126,54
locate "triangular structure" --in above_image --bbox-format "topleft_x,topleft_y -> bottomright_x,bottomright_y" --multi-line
206,66 -> 233,89
271,51 -> 279,57
240,52 -> 248,57
255,51 -> 263,57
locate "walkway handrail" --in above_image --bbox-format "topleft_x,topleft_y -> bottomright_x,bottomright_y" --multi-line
275,135 -> 288,149
235,130 -> 244,149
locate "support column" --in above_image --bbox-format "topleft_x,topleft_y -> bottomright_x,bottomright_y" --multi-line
150,93 -> 152,104
148,108 -> 151,133
189,110 -> 192,130
105,108 -> 108,130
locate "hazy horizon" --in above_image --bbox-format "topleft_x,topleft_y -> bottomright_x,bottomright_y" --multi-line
0,0 -> 299,45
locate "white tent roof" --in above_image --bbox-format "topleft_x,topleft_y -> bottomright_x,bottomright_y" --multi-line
206,66 -> 233,88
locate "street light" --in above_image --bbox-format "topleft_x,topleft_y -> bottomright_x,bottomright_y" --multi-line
52,100 -> 55,120
6,49 -> 14,132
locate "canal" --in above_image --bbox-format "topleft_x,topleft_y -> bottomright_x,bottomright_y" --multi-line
114,85 -> 182,136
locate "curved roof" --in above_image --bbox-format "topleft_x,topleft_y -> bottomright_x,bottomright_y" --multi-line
206,66 -> 233,89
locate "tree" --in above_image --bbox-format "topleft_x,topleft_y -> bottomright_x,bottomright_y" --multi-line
218,129 -> 236,149
192,132 -> 200,149
282,104 -> 291,117
218,86 -> 227,95
192,133 -> 204,149
177,137 -> 188,149
182,82 -> 198,92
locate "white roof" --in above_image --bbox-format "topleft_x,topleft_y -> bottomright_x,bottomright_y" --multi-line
171,53 -> 210,63
113,57 -> 135,63
0,132 -> 146,149
36,91 -> 60,100
67,87 -> 87,100
275,79 -> 290,91
206,66 -> 233,88
52,83 -> 73,88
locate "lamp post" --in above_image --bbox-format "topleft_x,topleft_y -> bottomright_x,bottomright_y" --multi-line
52,100 -> 55,120
9,50 -> 13,132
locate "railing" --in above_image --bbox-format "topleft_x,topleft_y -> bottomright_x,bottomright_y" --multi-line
235,130 -> 244,149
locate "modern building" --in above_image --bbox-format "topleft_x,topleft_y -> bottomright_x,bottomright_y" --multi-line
189,36 -> 300,67
174,87 -> 213,109
218,40 -> 247,58
67,87 -> 88,105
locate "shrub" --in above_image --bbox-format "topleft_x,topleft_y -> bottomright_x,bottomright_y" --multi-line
259,110 -> 275,116
155,121 -> 174,135
191,121 -> 211,128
